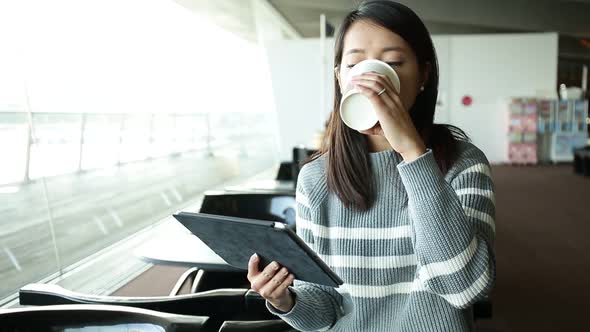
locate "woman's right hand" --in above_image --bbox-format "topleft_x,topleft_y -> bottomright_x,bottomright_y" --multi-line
247,253 -> 295,313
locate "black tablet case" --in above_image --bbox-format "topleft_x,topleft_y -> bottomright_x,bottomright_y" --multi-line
173,212 -> 343,287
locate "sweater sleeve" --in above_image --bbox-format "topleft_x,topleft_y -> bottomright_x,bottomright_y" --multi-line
265,166 -> 345,331
397,146 -> 496,309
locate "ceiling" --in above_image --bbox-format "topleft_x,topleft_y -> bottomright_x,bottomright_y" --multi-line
173,0 -> 258,41
172,0 -> 590,58
268,0 -> 590,38
172,0 -> 590,39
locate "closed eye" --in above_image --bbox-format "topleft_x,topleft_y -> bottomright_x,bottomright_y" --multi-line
386,62 -> 402,67
346,61 -> 403,69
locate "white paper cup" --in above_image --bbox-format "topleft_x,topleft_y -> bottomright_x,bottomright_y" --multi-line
339,59 -> 401,131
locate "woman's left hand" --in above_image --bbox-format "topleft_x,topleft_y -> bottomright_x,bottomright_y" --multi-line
350,72 -> 427,162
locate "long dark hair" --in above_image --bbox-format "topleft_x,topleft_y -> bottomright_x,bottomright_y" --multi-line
311,0 -> 468,211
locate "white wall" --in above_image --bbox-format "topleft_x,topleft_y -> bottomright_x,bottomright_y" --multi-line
432,36 -> 451,124
266,33 -> 558,163
265,39 -> 334,160
433,33 -> 558,163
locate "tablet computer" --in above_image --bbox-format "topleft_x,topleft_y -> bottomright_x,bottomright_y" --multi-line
173,212 -> 343,287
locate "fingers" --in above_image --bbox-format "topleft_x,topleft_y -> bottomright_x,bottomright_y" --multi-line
262,261 -> 281,278
350,76 -> 386,95
353,80 -> 397,112
258,268 -> 292,300
250,260 -> 282,292
268,273 -> 295,301
246,253 -> 259,281
353,80 -> 390,100
359,72 -> 410,108
352,73 -> 404,108
246,257 -> 295,304
354,72 -> 398,96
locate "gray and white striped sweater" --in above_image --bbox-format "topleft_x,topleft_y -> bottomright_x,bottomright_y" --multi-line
267,141 -> 496,331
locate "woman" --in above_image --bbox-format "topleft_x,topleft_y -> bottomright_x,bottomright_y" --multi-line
247,1 -> 496,331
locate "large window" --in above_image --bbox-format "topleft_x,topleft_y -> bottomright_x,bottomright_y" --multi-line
0,0 -> 279,300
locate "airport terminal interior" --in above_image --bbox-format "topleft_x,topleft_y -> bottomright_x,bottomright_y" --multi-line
1,0 -> 589,331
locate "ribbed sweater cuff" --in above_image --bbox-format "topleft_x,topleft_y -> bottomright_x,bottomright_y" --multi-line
266,286 -> 335,330
396,149 -> 445,196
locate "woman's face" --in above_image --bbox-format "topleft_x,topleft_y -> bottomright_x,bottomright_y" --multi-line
337,19 -> 427,111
